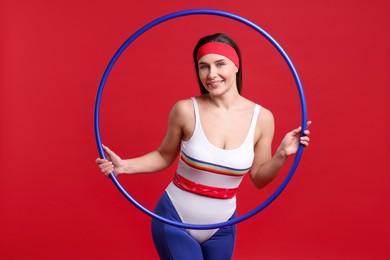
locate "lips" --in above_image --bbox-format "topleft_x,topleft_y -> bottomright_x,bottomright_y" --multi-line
207,80 -> 223,88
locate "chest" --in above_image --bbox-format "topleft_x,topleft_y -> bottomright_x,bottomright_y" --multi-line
199,108 -> 253,150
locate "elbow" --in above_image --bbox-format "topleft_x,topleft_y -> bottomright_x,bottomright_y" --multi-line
253,180 -> 269,190
158,149 -> 179,169
255,183 -> 266,190
250,170 -> 274,190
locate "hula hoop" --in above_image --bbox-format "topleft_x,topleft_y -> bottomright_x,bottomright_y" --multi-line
94,9 -> 307,230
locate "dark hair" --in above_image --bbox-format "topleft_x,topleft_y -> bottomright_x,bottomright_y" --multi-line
193,33 -> 243,95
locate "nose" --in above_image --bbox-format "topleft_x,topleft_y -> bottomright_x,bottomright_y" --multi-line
207,65 -> 217,78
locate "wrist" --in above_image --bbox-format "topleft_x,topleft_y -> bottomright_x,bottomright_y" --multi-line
275,147 -> 289,161
122,160 -> 136,174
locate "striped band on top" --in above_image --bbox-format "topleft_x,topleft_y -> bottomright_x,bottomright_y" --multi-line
180,151 -> 250,176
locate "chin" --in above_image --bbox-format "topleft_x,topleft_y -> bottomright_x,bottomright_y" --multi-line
207,89 -> 225,97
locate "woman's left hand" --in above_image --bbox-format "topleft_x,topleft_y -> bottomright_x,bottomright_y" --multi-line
278,121 -> 312,157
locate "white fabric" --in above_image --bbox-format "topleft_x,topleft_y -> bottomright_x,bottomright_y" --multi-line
166,97 -> 261,243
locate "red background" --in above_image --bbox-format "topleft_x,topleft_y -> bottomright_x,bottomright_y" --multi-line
1,0 -> 389,259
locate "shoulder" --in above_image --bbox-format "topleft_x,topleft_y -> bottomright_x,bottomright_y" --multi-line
244,97 -> 274,126
171,98 -> 193,116
258,106 -> 274,125
169,98 -> 195,139
254,106 -> 275,142
173,98 -> 193,110
168,98 -> 194,125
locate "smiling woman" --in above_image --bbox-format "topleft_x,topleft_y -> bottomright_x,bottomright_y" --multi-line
1,1 -> 389,259
197,52 -> 239,96
194,34 -> 243,95
96,30 -> 311,260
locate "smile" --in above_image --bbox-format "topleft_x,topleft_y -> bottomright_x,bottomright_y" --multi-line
207,80 -> 224,88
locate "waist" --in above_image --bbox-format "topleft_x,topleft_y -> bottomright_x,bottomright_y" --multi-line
173,172 -> 238,199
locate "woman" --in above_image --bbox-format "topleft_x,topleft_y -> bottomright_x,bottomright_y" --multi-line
96,33 -> 311,259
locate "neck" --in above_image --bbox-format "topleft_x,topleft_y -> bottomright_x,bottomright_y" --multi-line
206,90 -> 242,110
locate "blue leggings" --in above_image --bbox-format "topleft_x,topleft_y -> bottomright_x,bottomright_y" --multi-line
151,192 -> 236,260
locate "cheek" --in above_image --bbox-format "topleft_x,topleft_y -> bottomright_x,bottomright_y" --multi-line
198,71 -> 207,81
227,67 -> 238,78
219,70 -> 232,80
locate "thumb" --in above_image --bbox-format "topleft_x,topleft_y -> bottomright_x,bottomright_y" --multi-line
102,145 -> 121,160
292,126 -> 302,135
102,144 -> 112,154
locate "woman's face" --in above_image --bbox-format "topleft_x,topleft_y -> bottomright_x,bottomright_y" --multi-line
198,53 -> 238,96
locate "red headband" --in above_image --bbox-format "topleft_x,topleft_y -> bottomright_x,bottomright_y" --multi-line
197,42 -> 240,69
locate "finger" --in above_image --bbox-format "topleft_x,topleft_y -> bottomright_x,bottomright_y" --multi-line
104,170 -> 117,178
300,136 -> 310,146
303,121 -> 312,131
300,122 -> 312,136
101,165 -> 114,174
99,161 -> 113,170
292,126 -> 302,135
102,145 -> 113,154
96,158 -> 108,164
299,139 -> 309,146
301,141 -> 309,147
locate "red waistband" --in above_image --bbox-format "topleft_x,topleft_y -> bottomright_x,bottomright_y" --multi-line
173,172 -> 238,199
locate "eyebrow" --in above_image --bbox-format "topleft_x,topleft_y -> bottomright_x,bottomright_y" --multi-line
198,59 -> 227,65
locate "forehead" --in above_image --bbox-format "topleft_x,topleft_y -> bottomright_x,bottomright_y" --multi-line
198,53 -> 228,63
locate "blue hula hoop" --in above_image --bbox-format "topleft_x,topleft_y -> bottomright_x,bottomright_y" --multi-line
94,9 -> 307,230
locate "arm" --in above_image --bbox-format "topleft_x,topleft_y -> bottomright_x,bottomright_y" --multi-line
250,109 -> 311,189
96,100 -> 191,176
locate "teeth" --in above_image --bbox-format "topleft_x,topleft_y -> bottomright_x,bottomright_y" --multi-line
208,81 -> 222,87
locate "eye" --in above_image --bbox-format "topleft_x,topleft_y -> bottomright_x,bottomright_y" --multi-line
199,64 -> 209,70
216,62 -> 226,67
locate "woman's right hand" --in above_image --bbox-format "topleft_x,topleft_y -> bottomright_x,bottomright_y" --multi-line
95,145 -> 125,177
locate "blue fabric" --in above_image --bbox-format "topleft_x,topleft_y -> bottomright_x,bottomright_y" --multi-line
152,192 -> 236,260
